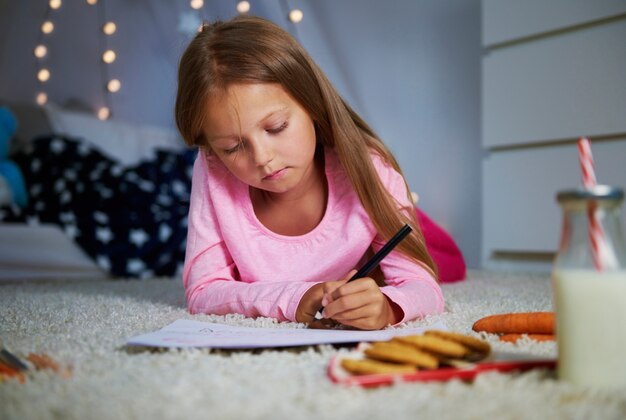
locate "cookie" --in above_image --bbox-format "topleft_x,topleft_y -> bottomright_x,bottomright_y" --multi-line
364,341 -> 439,369
341,358 -> 417,376
424,330 -> 491,356
393,334 -> 470,359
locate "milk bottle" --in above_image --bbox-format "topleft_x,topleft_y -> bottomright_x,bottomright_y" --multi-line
552,185 -> 626,388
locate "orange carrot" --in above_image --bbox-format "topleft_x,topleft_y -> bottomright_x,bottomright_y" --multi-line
27,353 -> 72,379
0,363 -> 19,375
27,353 -> 60,372
0,362 -> 26,383
472,312 -> 555,334
499,333 -> 555,343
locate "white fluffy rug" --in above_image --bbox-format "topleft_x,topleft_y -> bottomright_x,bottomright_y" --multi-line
1,270 -> 625,420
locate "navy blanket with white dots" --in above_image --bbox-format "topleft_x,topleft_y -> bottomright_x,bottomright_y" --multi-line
0,135 -> 196,278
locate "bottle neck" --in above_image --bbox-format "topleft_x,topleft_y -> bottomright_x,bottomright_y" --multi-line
557,198 -> 626,271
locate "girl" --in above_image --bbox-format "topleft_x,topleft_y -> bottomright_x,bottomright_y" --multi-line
175,16 -> 444,330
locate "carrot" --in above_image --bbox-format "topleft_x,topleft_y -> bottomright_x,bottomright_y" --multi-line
499,333 -> 555,343
27,353 -> 72,379
27,353 -> 60,372
0,363 -> 19,375
472,312 -> 555,334
0,362 -> 26,383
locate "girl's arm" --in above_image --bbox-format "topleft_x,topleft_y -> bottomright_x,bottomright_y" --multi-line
320,157 -> 445,327
183,154 -> 320,322
184,244 -> 321,321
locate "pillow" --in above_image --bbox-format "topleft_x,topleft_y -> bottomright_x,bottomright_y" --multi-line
43,103 -> 185,166
0,100 -> 53,153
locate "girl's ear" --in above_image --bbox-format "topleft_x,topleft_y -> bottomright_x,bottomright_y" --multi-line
411,191 -> 419,205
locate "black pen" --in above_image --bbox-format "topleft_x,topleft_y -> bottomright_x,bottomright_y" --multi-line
0,347 -> 29,371
317,224 -> 413,317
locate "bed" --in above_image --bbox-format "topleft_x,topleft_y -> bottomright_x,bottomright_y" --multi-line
0,102 -> 189,281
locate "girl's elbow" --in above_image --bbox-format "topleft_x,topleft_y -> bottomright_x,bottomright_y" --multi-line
186,297 -> 201,314
185,285 -> 205,314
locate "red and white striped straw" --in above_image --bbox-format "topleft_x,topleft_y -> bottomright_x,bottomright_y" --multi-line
577,137 -> 603,271
578,137 -> 597,188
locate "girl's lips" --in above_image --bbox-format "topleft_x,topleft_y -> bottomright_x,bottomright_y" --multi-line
263,168 -> 287,181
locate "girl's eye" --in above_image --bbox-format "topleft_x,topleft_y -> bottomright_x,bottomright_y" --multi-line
223,143 -> 242,155
267,122 -> 287,134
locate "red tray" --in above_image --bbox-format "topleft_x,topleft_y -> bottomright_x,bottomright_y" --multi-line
328,347 -> 556,387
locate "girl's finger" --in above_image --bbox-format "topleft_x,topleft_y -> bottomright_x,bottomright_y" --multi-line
322,269 -> 359,306
331,300 -> 389,330
328,277 -> 377,302
333,312 -> 382,330
331,306 -> 372,324
344,269 -> 358,280
324,289 -> 378,319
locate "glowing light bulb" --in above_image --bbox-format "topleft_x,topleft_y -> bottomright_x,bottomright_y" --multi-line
36,92 -> 48,105
236,1 -> 250,13
41,21 -> 54,34
49,0 -> 62,9
86,0 -> 97,5
190,0 -> 203,9
102,50 -> 116,64
38,68 -> 51,82
34,45 -> 48,58
107,79 -> 121,93
98,107 -> 110,120
289,9 -> 303,23
103,22 -> 116,35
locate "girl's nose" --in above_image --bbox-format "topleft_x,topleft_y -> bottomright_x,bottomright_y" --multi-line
251,138 -> 274,167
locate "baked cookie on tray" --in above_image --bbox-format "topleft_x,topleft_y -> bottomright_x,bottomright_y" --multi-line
327,329 -> 555,387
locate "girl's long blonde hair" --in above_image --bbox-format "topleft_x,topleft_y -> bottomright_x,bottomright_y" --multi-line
175,16 -> 438,279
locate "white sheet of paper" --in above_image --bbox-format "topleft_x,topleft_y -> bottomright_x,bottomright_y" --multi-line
126,319 -> 449,349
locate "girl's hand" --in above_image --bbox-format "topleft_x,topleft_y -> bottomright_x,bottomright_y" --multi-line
321,271 -> 403,330
295,283 -> 336,329
295,270 -> 357,329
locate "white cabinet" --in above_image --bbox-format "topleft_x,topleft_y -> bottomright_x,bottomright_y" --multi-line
484,18 -> 626,148
481,1 -> 626,270
483,0 -> 626,47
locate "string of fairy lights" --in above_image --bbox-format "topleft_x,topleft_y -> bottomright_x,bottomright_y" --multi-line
34,0 -> 118,120
33,0 -> 304,120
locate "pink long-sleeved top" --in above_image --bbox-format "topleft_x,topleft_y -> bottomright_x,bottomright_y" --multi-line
183,147 -> 444,323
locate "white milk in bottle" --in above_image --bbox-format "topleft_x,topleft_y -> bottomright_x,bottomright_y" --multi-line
553,270 -> 626,387
552,186 -> 626,389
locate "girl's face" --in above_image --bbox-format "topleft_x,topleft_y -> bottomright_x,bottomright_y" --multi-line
203,83 -> 318,196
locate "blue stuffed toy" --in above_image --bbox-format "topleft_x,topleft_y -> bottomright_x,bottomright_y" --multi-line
0,106 -> 28,207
